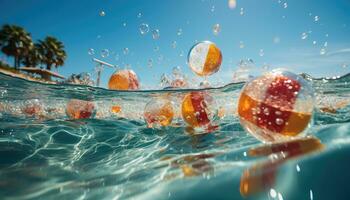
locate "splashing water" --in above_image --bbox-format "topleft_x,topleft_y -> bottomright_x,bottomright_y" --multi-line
0,72 -> 350,199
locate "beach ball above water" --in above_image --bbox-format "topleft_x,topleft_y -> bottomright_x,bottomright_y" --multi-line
238,69 -> 315,142
181,92 -> 218,129
188,41 -> 222,76
108,69 -> 139,90
66,99 -> 96,119
144,98 -> 174,128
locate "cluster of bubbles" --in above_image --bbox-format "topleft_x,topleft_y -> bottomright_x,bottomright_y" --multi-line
64,72 -> 95,86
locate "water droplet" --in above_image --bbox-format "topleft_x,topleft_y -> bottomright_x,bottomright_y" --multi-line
301,32 -> 308,40
296,164 -> 300,172
177,28 -> 183,36
148,59 -> 153,67
88,48 -> 95,55
259,49 -> 264,57
154,46 -> 159,52
239,41 -> 245,48
275,110 -> 282,116
171,41 -> 177,49
211,5 -> 215,12
101,49 -> 109,58
137,13 -> 142,18
270,189 -> 277,198
342,63 -> 348,68
273,37 -> 280,44
152,29 -> 160,39
240,8 -> 244,15
123,22 -> 127,27
320,48 -> 326,55
283,2 -> 288,8
115,54 -> 119,61
139,23 -> 149,35
172,66 -> 181,76
179,50 -> 184,57
276,118 -> 284,125
99,11 -> 105,17
312,41 -> 317,45
213,24 -> 221,35
228,0 -> 237,9
263,107 -> 269,115
314,15 -> 319,22
123,47 -> 129,55
310,190 -> 314,200
324,41 -> 328,47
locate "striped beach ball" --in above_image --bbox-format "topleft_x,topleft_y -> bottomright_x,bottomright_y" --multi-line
181,92 -> 217,129
66,99 -> 96,119
188,41 -> 222,76
144,98 -> 174,128
238,69 -> 315,142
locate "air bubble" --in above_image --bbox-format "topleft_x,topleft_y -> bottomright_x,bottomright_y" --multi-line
177,28 -> 183,36
314,16 -> 319,22
240,8 -> 244,15
276,118 -> 284,125
172,41 -> 177,49
213,24 -> 221,35
239,41 -> 245,48
139,23 -> 149,35
99,11 -> 105,17
283,2 -> 288,8
152,29 -> 160,39
88,48 -> 95,55
101,49 -> 109,58
123,48 -> 129,55
259,49 -> 264,57
301,32 -> 308,40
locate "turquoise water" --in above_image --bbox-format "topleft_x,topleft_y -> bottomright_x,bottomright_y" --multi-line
0,72 -> 350,200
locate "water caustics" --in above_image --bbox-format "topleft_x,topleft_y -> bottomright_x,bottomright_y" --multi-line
0,72 -> 350,199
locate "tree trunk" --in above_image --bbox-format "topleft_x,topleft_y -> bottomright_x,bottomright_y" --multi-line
17,56 -> 20,69
14,56 -> 18,69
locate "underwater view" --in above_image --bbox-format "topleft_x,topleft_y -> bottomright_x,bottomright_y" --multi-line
1,0 -> 350,200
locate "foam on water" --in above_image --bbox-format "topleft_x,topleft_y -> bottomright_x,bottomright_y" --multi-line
0,72 -> 350,199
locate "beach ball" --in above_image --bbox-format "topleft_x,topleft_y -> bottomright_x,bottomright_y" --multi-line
181,92 -> 217,128
171,78 -> 188,88
108,69 -> 140,90
66,99 -> 96,119
238,69 -> 315,142
22,99 -> 43,116
144,98 -> 174,128
188,41 -> 222,76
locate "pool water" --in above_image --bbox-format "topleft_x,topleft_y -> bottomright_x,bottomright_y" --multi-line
0,72 -> 350,200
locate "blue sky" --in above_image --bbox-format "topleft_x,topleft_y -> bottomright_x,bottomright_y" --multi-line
1,0 -> 350,88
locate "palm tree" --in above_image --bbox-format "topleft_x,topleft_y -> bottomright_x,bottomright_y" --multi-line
0,24 -> 33,69
37,36 -> 66,71
22,44 -> 42,67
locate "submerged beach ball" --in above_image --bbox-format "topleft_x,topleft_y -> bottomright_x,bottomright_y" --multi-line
238,69 -> 315,142
144,98 -> 174,128
22,99 -> 43,116
188,41 -> 222,76
66,99 -> 96,119
171,78 -> 188,88
108,69 -> 140,90
181,92 -> 217,128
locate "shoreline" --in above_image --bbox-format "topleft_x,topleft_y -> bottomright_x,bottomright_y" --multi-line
0,68 -> 57,84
